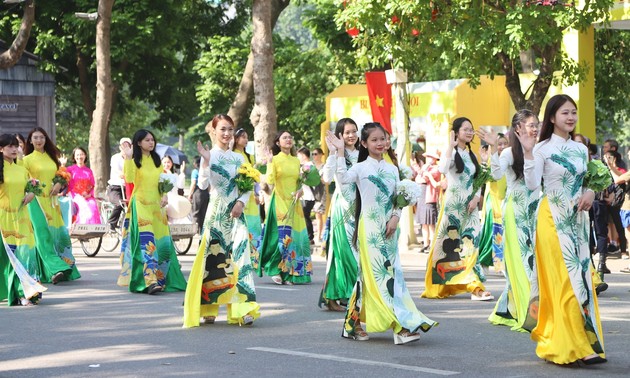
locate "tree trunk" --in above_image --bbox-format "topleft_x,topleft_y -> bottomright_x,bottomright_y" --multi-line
497,43 -> 558,116
251,0 -> 278,163
89,0 -> 116,195
76,49 -> 95,120
0,0 -> 35,69
221,0 -> 289,130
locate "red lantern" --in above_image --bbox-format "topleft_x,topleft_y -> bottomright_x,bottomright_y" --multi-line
411,28 -> 419,37
391,15 -> 399,24
347,26 -> 360,37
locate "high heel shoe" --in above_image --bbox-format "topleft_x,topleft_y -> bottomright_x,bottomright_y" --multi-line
341,326 -> 369,341
393,329 -> 421,345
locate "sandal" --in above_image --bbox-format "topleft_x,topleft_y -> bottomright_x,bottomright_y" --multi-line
342,324 -> 369,341
202,316 -> 216,324
240,315 -> 254,326
20,298 -> 34,307
471,289 -> 494,301
326,300 -> 346,312
271,275 -> 283,285
394,329 -> 421,345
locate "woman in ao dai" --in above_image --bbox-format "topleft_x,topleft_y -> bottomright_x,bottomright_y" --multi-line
421,118 -> 491,300
326,123 -> 436,345
183,114 -> 259,327
478,110 -> 540,332
319,118 -> 360,311
517,95 -> 605,365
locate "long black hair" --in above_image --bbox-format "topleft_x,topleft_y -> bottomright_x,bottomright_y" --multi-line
352,122 -> 389,246
509,109 -> 537,180
0,134 -> 19,184
452,117 -> 480,179
24,127 -> 61,168
131,129 -> 161,168
232,128 -> 253,164
538,94 -> 577,143
335,118 -> 359,168
271,130 -> 296,156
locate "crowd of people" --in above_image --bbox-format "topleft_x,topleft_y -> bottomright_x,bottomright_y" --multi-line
3,93 -> 628,365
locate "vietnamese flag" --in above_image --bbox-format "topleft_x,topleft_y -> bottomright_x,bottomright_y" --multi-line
365,71 -> 392,134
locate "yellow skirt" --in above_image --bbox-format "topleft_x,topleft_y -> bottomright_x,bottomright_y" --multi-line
531,197 -> 605,363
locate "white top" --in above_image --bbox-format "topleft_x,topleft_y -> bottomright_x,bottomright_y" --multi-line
334,155 -> 401,219
523,133 -> 588,196
322,149 -> 359,184
198,147 -> 250,205
491,147 -> 540,200
438,146 -> 481,198
108,152 -> 125,186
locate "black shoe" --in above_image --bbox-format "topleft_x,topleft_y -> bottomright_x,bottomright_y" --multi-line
607,244 -> 621,254
582,355 -> 607,365
147,283 -> 163,295
595,282 -> 608,295
597,265 -> 611,274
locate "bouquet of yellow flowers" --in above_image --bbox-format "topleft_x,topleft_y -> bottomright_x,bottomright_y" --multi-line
235,162 -> 261,194
25,178 -> 45,197
52,166 -> 71,187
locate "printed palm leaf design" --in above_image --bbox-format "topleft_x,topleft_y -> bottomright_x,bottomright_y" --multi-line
211,164 -> 231,181
527,198 -> 540,219
571,172 -> 585,198
578,258 -> 591,305
368,175 -> 390,197
447,214 -> 461,231
341,183 -> 356,202
215,209 -> 233,233
238,264 -> 254,281
225,178 -> 237,196
550,154 -> 577,176
548,192 -> 564,209
209,226 -> 229,252
237,281 -> 256,300
367,231 -> 383,251
366,208 -> 380,224
232,239 -> 247,262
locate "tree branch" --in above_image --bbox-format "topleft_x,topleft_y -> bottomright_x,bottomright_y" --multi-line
0,0 -> 35,69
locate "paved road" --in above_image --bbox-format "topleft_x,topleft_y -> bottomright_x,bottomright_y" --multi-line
1,238 -> 629,377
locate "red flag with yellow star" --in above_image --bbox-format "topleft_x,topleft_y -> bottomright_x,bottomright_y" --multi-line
365,71 -> 392,133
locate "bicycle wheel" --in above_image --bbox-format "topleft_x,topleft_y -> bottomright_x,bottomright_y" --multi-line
80,237 -> 103,257
101,230 -> 121,252
174,237 -> 193,255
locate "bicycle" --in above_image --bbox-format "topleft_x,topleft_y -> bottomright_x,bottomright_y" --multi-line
98,192 -> 195,255
99,196 -> 127,254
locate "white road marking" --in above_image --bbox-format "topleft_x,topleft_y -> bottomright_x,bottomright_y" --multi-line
247,347 -> 460,375
255,286 -> 297,291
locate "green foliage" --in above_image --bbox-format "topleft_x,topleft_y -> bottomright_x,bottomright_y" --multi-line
335,1 -> 614,91
194,18 -> 364,150
275,3 -> 318,50
594,28 -> 630,146
1,0 -> 250,142
55,84 -> 159,155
